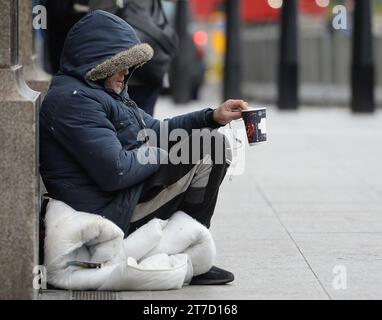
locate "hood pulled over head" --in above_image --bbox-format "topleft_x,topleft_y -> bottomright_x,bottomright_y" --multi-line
59,10 -> 153,82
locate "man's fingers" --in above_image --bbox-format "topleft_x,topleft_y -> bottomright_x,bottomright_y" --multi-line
226,99 -> 249,111
231,112 -> 243,120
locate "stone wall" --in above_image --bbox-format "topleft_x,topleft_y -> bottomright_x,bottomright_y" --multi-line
0,0 -> 41,299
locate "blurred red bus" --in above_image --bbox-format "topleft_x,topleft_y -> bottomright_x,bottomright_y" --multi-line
191,0 -> 328,23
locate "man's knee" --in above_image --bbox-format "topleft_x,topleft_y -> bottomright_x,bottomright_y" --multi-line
193,129 -> 231,166
212,130 -> 232,166
168,128 -> 232,165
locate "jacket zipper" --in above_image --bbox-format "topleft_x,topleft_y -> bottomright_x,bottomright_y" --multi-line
120,96 -> 149,144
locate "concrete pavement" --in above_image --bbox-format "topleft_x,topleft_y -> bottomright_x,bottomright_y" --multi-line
39,88 -> 382,300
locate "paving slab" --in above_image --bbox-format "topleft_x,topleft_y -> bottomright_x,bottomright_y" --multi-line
290,233 -> 382,300
277,210 -> 382,233
272,203 -> 382,213
118,239 -> 329,300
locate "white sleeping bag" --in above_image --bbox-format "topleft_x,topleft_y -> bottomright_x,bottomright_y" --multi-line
44,199 -> 216,291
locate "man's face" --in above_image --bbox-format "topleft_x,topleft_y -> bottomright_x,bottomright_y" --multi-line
105,68 -> 129,94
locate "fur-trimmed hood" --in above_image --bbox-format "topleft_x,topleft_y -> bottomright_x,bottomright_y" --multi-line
59,10 -> 153,82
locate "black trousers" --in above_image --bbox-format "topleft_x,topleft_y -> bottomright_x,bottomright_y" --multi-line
128,130 -> 231,235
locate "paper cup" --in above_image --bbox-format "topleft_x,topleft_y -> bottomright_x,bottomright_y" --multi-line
242,107 -> 267,146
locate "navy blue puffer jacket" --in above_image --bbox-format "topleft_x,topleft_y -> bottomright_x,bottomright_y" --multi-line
39,10 -> 219,235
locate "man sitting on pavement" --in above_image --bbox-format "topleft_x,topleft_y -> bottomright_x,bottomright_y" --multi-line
39,10 -> 248,285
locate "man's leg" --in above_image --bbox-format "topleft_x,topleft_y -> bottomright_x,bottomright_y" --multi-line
128,129 -> 234,285
129,129 -> 231,230
129,153 -> 228,232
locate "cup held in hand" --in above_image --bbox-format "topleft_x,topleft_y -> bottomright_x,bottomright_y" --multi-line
242,107 -> 267,146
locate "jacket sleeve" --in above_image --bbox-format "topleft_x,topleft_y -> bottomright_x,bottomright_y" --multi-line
44,92 -> 162,192
140,107 -> 222,137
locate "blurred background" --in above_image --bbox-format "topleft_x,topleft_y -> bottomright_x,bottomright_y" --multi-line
170,0 -> 382,109
35,0 -> 382,112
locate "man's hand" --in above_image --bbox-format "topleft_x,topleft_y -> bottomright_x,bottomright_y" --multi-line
213,99 -> 249,126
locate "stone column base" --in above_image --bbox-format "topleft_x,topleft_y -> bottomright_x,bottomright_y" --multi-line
0,65 -> 40,299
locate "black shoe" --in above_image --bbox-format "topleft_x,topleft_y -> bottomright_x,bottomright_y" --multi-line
190,266 -> 234,285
